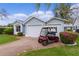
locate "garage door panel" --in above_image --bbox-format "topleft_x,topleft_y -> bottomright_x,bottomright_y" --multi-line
27,25 -> 43,37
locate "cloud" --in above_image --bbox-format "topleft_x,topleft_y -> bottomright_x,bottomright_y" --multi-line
46,11 -> 54,15
30,11 -> 54,22
13,13 -> 27,17
31,11 -> 45,16
70,4 -> 79,13
0,11 -> 54,25
31,10 -> 54,16
0,13 -> 28,25
7,13 -> 28,21
70,4 -> 79,9
12,13 -> 28,20
70,4 -> 79,20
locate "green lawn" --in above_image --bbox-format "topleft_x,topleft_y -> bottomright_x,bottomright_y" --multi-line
19,36 -> 79,56
0,34 -> 17,44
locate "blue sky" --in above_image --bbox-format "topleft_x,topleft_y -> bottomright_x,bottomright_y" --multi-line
0,3 -> 57,14
0,3 -> 57,25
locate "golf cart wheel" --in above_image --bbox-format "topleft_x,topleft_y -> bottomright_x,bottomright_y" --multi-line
42,41 -> 48,46
38,39 -> 42,43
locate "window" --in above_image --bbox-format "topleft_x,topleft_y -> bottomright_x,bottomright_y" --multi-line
16,25 -> 21,32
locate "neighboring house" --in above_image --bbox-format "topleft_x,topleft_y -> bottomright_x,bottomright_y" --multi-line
13,15 -> 78,37
74,19 -> 79,29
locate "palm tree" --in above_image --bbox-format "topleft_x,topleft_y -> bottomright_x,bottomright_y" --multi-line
54,8 -> 60,17
35,3 -> 51,13
0,8 -> 8,20
35,3 -> 40,13
45,3 -> 51,11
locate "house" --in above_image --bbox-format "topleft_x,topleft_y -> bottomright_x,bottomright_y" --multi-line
13,15 -> 68,37
74,18 -> 79,29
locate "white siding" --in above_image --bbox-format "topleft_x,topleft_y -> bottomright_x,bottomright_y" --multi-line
13,22 -> 23,35
13,17 -> 65,37
47,19 -> 64,36
26,18 -> 45,26
25,18 -> 45,37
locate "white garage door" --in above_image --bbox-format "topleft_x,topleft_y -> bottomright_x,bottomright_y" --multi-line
26,25 -> 43,37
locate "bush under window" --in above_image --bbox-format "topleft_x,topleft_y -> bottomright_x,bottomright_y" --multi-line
17,32 -> 23,36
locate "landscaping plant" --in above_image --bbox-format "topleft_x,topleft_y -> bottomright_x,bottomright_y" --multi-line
60,31 -> 78,44
0,28 -> 5,34
3,28 -> 13,35
17,32 -> 23,36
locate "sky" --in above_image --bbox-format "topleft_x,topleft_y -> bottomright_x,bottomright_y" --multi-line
0,3 -> 57,14
0,3 -> 57,25
0,3 -> 77,25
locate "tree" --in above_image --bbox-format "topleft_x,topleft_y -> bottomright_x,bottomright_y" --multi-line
55,3 -> 71,19
45,3 -> 51,11
7,23 -> 13,27
35,3 -> 51,12
0,8 -> 9,20
35,3 -> 41,12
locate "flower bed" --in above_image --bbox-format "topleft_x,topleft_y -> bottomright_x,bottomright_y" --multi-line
60,31 -> 78,44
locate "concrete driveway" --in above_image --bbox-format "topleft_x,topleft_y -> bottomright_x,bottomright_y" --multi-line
0,36 -> 63,56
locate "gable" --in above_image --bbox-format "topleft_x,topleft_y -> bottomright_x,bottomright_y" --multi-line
25,17 -> 45,25
47,18 -> 64,25
13,20 -> 23,25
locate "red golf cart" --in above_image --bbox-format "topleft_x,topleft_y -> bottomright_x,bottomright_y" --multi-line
38,26 -> 59,46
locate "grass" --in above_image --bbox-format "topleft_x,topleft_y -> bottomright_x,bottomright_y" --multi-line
0,34 -> 17,44
19,36 -> 79,56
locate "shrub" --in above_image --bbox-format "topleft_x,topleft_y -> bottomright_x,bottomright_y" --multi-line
17,32 -> 23,36
64,28 -> 72,32
66,29 -> 72,31
0,28 -> 5,34
3,28 -> 13,35
60,31 -> 78,44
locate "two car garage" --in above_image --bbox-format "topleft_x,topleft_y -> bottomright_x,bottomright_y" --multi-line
24,17 -> 64,37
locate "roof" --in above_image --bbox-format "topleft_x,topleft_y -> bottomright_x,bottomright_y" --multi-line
12,20 -> 24,25
13,15 -> 65,25
23,15 -> 65,23
46,17 -> 65,23
23,16 -> 45,24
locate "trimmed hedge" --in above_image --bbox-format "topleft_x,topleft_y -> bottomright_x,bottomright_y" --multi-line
65,29 -> 72,31
0,28 -> 5,34
60,31 -> 78,44
3,28 -> 13,35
